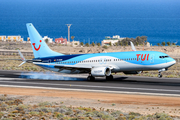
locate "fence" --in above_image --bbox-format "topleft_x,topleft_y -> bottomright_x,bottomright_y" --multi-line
0,51 -> 33,56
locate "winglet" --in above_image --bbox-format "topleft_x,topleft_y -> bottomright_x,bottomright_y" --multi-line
130,41 -> 136,51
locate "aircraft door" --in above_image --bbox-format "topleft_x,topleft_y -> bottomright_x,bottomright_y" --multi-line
150,54 -> 154,64
48,59 -> 51,65
99,58 -> 106,64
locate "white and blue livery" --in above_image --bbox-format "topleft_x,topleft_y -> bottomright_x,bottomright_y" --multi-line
19,23 -> 176,80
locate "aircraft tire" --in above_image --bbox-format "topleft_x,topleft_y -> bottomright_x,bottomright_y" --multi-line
158,74 -> 162,78
106,75 -> 113,80
87,76 -> 95,81
87,76 -> 91,81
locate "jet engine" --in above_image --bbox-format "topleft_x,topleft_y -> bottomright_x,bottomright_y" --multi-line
91,67 -> 111,77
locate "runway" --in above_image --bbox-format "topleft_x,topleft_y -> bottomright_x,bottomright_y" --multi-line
0,70 -> 180,96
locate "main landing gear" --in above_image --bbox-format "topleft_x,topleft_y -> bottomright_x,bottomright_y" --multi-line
106,75 -> 113,80
87,75 -> 95,81
87,74 -> 114,81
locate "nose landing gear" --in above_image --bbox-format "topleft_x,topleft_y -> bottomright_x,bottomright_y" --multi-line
158,68 -> 167,78
158,72 -> 162,78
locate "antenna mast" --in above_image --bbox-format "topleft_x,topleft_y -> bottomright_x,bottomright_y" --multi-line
66,24 -> 72,43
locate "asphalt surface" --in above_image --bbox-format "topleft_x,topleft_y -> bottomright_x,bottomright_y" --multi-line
0,70 -> 180,96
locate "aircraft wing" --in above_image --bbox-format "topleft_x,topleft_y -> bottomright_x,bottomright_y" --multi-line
33,62 -> 116,74
55,65 -> 91,73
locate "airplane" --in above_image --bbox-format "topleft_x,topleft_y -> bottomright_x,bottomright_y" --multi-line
18,23 -> 176,80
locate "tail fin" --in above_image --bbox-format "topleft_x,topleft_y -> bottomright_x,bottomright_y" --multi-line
26,23 -> 63,58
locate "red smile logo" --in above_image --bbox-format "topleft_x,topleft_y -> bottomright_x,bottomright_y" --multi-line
32,40 -> 42,51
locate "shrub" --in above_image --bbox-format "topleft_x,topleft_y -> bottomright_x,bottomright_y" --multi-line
91,42 -> 95,47
102,114 -> 114,120
103,45 -> 108,49
117,116 -> 126,120
16,104 -> 28,111
84,112 -> 94,117
56,112 -> 64,118
0,112 -> 4,119
129,112 -> 141,116
155,113 -> 173,120
166,42 -> 171,46
85,43 -> 89,47
128,115 -> 135,120
97,43 -> 101,46
0,96 -> 6,101
60,102 -> 64,104
30,111 -> 39,116
65,110 -> 73,115
111,103 -> 116,106
38,101 -> 52,107
40,107 -> 50,113
94,111 -> 109,118
111,111 -> 123,117
109,42 -> 112,46
54,108 -> 67,113
161,42 -> 166,46
80,42 -> 84,46
115,42 -> 118,46
157,43 -> 161,46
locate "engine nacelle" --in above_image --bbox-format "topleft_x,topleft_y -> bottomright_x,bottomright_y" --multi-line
123,71 -> 142,74
91,67 -> 111,77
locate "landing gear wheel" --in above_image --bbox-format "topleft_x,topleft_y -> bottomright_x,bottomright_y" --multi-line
87,76 -> 95,81
106,75 -> 113,80
87,76 -> 91,81
158,73 -> 162,78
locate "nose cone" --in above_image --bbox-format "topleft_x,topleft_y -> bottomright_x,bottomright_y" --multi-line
169,58 -> 176,66
172,59 -> 176,65
166,57 -> 176,68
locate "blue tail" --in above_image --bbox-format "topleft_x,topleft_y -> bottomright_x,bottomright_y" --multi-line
26,23 -> 64,58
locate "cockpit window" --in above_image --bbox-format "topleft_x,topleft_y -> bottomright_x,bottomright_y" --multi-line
159,56 -> 169,58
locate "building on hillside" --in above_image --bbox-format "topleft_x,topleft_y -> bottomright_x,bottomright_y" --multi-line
27,37 -> 31,43
0,36 -> 6,42
101,35 -> 124,46
43,36 -> 53,43
55,37 -> 67,44
71,41 -> 80,46
7,36 -> 24,42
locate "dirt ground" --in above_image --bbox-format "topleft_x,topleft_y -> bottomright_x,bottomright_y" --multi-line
1,87 -> 180,117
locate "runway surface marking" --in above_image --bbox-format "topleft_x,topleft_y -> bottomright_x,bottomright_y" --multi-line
0,80 -> 180,93
0,84 -> 180,97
